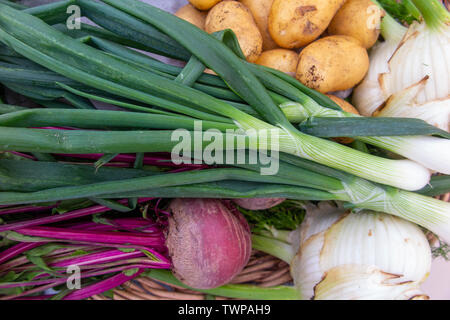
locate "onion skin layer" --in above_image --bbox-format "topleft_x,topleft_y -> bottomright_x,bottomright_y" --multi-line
167,198 -> 252,289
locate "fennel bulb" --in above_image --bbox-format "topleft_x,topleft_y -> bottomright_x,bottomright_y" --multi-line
374,77 -> 450,132
253,201 -> 432,300
379,14 -> 450,105
353,0 -> 450,132
352,15 -> 407,117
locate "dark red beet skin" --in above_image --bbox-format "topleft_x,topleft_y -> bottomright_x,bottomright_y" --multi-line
167,199 -> 252,289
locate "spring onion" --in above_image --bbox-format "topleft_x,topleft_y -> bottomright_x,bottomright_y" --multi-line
280,100 -> 450,174
0,1 -> 434,191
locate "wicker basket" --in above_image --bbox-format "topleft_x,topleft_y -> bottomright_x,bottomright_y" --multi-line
91,250 -> 292,300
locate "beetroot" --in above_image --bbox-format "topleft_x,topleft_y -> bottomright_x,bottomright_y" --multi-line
233,198 -> 286,210
167,198 -> 252,289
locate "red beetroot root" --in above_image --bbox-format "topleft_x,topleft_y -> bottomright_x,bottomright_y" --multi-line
167,198 -> 252,289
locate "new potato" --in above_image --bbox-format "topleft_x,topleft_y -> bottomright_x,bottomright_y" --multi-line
240,0 -> 278,50
326,94 -> 360,115
296,35 -> 369,93
188,0 -> 222,11
255,49 -> 299,75
328,0 -> 384,49
268,0 -> 347,48
206,1 -> 263,62
175,4 -> 207,30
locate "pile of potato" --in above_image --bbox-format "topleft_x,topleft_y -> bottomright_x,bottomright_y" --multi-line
175,0 -> 384,101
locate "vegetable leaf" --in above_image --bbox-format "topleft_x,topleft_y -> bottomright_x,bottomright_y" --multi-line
27,244 -> 65,257
378,0 -> 421,25
432,239 -> 450,261
122,268 -> 139,277
102,289 -> 114,299
238,200 -> 306,232
0,271 -> 22,282
52,199 -> 94,215
26,254 -> 59,275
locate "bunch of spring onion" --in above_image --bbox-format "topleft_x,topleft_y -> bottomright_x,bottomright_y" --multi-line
0,2 -> 448,241
0,0 -> 435,191
354,0 -> 450,132
0,0 -> 447,178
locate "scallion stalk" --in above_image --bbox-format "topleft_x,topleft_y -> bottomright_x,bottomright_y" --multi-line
0,2 -> 432,191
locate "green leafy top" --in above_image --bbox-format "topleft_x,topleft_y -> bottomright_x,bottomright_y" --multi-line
432,239 -> 450,261
378,0 -> 421,24
238,200 -> 306,233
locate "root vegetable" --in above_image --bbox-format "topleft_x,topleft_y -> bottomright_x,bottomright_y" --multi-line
175,4 -> 207,30
205,1 -> 263,62
268,0 -> 346,48
328,0 -> 385,49
189,0 -> 222,11
240,0 -> 278,50
167,198 -> 252,289
296,35 -> 369,93
255,49 -> 299,76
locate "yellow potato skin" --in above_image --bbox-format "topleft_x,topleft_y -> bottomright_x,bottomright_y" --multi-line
240,0 -> 278,50
326,94 -> 360,115
206,1 -> 263,62
188,0 -> 222,11
296,35 -> 369,93
255,49 -> 299,75
268,0 -> 346,49
175,4 -> 207,30
328,0 -> 384,49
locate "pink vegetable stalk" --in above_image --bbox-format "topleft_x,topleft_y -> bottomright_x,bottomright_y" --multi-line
167,198 -> 252,289
0,197 -> 254,298
54,153 -> 208,169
